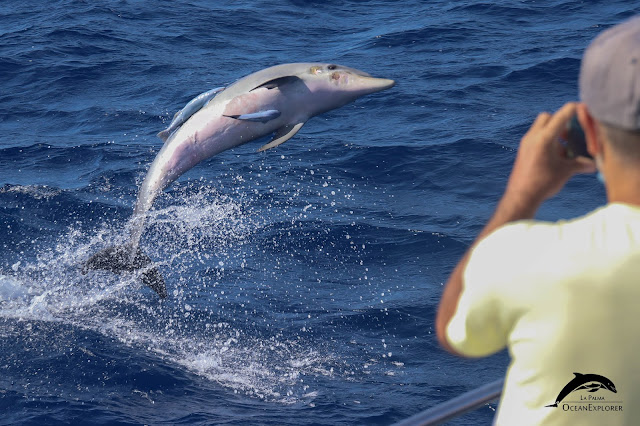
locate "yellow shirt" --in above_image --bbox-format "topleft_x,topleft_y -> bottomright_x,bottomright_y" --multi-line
446,203 -> 640,425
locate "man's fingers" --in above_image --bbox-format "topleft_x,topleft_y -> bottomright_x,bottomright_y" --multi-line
531,112 -> 551,131
543,102 -> 577,138
574,156 -> 597,174
567,156 -> 597,175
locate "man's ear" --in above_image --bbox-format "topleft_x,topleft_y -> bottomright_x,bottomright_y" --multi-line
577,103 -> 601,158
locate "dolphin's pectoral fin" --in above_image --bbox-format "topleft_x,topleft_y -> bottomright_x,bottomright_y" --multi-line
82,245 -> 167,299
157,86 -> 225,142
250,75 -> 301,92
258,122 -> 305,152
224,110 -> 281,123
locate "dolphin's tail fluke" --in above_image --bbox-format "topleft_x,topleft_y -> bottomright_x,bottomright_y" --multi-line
81,245 -> 167,298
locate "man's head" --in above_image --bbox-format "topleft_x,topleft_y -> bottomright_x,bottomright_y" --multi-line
578,16 -> 640,188
580,16 -> 640,131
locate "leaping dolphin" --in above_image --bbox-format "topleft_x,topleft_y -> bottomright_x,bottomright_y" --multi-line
83,63 -> 395,298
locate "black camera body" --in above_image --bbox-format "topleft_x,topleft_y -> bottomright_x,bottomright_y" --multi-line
566,115 -> 593,159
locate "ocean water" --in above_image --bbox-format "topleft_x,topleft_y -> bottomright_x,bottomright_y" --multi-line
0,1 -> 636,425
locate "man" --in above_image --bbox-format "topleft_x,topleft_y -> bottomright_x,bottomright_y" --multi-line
436,16 -> 640,425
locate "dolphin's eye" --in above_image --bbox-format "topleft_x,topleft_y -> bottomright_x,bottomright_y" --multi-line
327,64 -> 337,70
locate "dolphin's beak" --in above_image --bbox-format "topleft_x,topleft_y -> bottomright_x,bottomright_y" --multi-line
365,77 -> 396,90
355,76 -> 396,95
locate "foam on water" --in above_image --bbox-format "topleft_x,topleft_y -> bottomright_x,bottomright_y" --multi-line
0,186 -> 342,404
0,184 -> 62,200
0,275 -> 29,303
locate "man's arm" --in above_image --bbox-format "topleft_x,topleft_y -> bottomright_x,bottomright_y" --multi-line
435,102 -> 596,355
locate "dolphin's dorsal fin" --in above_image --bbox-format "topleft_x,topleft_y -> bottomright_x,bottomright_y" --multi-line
250,75 -> 301,92
224,110 -> 281,123
574,373 -> 584,377
157,86 -> 225,142
258,122 -> 305,152
157,130 -> 171,142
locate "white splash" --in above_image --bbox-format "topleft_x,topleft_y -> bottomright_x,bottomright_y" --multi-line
0,185 -> 333,404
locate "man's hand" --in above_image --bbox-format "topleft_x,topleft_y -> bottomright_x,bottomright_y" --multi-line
504,102 -> 596,210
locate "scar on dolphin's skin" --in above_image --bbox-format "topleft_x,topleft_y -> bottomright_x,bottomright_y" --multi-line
546,373 -> 617,407
83,63 -> 395,298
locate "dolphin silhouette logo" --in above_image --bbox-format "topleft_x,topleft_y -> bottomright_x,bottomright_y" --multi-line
546,373 -> 617,408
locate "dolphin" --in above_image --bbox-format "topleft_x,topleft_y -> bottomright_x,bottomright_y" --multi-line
83,63 -> 395,298
156,86 -> 225,141
546,373 -> 617,407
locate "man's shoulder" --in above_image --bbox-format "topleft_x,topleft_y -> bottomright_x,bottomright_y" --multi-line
486,203 -> 631,244
468,205 -> 618,268
470,203 -> 640,276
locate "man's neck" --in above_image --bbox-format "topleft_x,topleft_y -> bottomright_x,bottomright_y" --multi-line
604,157 -> 640,206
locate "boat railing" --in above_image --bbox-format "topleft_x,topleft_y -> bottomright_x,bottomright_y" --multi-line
392,378 -> 504,426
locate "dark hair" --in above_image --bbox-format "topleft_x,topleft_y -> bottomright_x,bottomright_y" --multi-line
602,123 -> 640,161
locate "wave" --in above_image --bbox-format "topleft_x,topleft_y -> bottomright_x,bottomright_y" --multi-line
0,183 -> 416,405
447,2 -> 544,19
502,57 -> 581,85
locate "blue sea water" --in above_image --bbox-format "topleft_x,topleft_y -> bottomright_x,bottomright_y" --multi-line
1,1 -> 637,425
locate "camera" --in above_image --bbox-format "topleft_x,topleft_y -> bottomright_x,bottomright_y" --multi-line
565,115 -> 592,159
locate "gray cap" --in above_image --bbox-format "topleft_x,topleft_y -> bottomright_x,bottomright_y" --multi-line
579,16 -> 640,131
